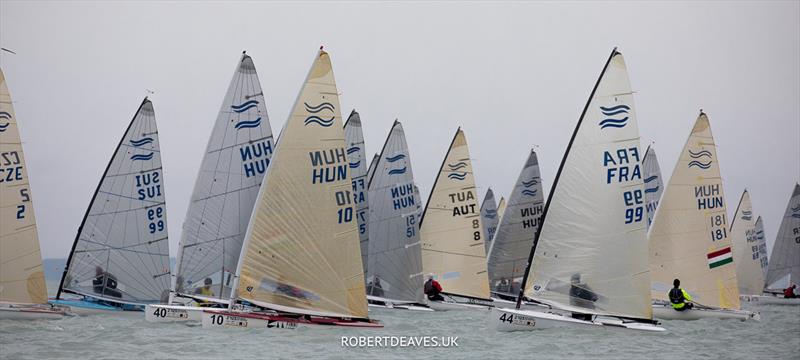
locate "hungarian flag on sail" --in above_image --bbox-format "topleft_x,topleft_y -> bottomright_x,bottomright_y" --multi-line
707,247 -> 733,269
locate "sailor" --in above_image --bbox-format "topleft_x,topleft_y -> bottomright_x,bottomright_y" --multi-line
194,277 -> 215,305
668,278 -> 694,311
569,273 -> 598,320
367,276 -> 385,298
93,266 -> 123,298
424,274 -> 444,301
783,284 -> 797,299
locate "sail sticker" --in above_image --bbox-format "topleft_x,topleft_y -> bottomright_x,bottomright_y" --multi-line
304,116 -> 334,127
0,111 -> 11,119
234,117 -> 262,130
386,154 -> 406,162
231,100 -> 259,113
346,146 -> 360,155
304,102 -> 334,114
521,189 -> 538,197
688,149 -> 712,158
707,247 -> 733,269
0,123 -> 8,132
388,166 -> 407,175
447,162 -> 468,171
741,210 -> 753,221
598,105 -> 630,129
522,178 -> 539,188
448,172 -> 467,181
130,137 -> 154,147
303,102 -> 335,127
131,152 -> 154,161
688,160 -> 712,169
349,160 -> 361,169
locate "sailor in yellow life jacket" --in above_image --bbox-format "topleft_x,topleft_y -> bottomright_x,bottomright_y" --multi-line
194,277 -> 215,306
668,278 -> 693,311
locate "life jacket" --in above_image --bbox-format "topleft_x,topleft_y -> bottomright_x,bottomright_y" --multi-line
784,287 -> 796,298
424,280 -> 434,295
669,288 -> 686,309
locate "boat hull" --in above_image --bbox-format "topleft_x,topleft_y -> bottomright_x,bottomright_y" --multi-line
491,297 -> 549,311
426,293 -> 494,311
652,303 -> 760,321
145,304 -> 206,322
366,295 -> 433,312
200,309 -> 383,330
740,295 -> 800,306
0,305 -> 68,320
49,299 -> 143,317
490,307 -> 665,332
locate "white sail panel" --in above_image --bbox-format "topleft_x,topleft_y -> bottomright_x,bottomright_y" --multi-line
480,188 -> 499,254
366,153 -> 379,185
365,121 -> 424,303
0,68 -> 47,305
59,99 -> 171,304
764,184 -> 800,289
420,129 -> 490,300
729,190 -> 763,295
174,54 -> 274,300
754,216 -> 769,280
234,50 -> 367,319
496,197 -> 507,224
526,51 -> 651,320
487,150 -> 543,295
642,146 -> 663,230
344,110 -> 369,276
649,113 -> 740,309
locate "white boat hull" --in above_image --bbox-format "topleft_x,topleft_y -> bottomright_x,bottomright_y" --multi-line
0,305 -> 68,320
491,297 -> 549,311
490,307 -> 665,332
426,293 -> 494,311
145,304 -> 206,322
200,309 -> 383,330
366,295 -> 433,311
740,295 -> 800,306
652,303 -> 760,321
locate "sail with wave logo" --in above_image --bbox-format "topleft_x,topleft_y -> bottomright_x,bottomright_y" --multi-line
649,112 -> 740,309
230,49 -> 368,318
520,49 -> 652,320
487,149 -> 543,296
344,110 -> 370,276
0,68 -> 48,305
420,128 -> 490,300
754,216 -> 769,280
642,146 -> 663,230
365,120 -> 424,303
480,188 -> 499,254
764,183 -> 800,290
172,53 -> 275,302
729,190 -> 764,295
57,98 -> 171,305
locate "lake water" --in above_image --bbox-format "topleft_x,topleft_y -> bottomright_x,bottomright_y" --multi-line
0,276 -> 798,359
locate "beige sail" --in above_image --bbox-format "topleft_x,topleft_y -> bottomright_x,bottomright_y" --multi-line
234,49 -> 368,319
729,190 -> 763,296
650,113 -> 740,309
0,68 -> 47,305
496,197 -> 507,224
420,129 -> 490,300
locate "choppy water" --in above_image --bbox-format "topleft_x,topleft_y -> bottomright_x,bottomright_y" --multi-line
1,282 -> 798,359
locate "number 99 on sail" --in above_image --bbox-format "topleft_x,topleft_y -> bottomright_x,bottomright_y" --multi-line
147,206 -> 165,233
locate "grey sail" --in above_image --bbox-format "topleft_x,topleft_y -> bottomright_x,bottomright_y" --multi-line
173,54 -> 274,301
486,149 -> 543,295
754,216 -> 769,280
365,121 -> 424,303
765,183 -> 800,290
480,188 -> 500,254
344,110 -> 369,276
366,153 -> 380,184
642,146 -> 663,230
58,98 -> 170,304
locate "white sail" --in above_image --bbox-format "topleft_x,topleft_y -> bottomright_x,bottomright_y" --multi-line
232,49 -> 368,319
650,113 -> 740,309
0,68 -> 47,305
344,110 -> 369,276
523,49 -> 651,320
487,149 -> 543,295
58,98 -> 171,305
420,128 -> 490,300
765,183 -> 800,290
365,121 -> 424,303
729,190 -> 764,295
642,146 -> 663,230
496,197 -> 507,224
754,216 -> 769,281
366,153 -> 379,185
173,54 -> 275,301
480,188 -> 499,254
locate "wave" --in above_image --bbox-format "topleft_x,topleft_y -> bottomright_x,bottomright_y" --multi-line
386,154 -> 406,163
598,117 -> 629,129
448,172 -> 467,181
741,215 -> 753,220
130,137 -> 154,147
388,167 -> 407,175
304,102 -> 335,113
688,160 -> 712,169
688,149 -> 713,159
742,210 -> 752,215
231,100 -> 259,113
521,189 -> 538,197
130,152 -> 154,161
0,111 -> 11,119
347,146 -> 361,155
0,123 -> 8,132
304,116 -> 334,127
791,205 -> 800,212
349,161 -> 361,169
644,175 -> 659,183
792,214 -> 800,219
644,186 -> 660,194
447,162 -> 468,171
521,178 -> 539,187
485,213 -> 497,219
235,117 -> 262,130
600,105 -> 630,114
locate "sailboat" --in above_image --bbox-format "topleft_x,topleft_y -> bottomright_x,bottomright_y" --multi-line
649,112 -> 759,321
480,188 -> 499,255
729,190 -> 766,300
344,110 -> 369,278
52,98 -> 171,315
364,120 -> 431,311
754,184 -> 800,305
486,149 -> 544,310
0,68 -> 69,320
496,197 -> 507,224
420,128 -> 493,311
146,53 -> 275,322
642,145 -> 663,229
490,48 -> 664,332
200,48 -> 381,329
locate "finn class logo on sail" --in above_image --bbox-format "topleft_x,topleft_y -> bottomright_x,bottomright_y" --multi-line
597,105 -> 630,129
386,154 -> 406,175
231,100 -> 262,130
447,161 -> 468,181
347,146 -> 361,169
521,177 -> 538,197
0,111 -> 11,132
303,102 -> 335,127
687,149 -> 713,169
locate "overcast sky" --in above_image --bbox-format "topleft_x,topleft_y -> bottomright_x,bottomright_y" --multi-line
1,1 -> 798,259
